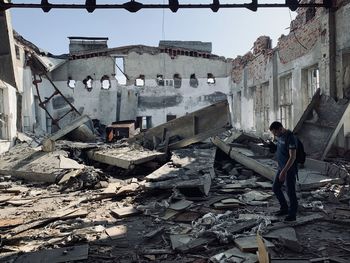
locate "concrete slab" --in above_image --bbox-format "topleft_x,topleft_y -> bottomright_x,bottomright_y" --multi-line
132,100 -> 231,151
0,145 -> 80,183
88,146 -> 165,169
264,227 -> 302,252
110,206 -> 140,218
214,137 -> 344,190
42,115 -> 93,152
234,235 -> 274,252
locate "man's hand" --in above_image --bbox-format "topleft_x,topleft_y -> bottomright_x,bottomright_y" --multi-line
279,170 -> 287,182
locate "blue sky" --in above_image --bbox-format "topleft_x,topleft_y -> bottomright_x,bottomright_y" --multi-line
10,0 -> 296,58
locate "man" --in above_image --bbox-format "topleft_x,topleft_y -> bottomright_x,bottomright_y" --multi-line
269,121 -> 298,222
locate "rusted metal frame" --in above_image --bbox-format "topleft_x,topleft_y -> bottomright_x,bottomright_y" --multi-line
55,108 -> 75,123
40,71 -> 80,116
32,74 -> 60,129
41,90 -> 59,106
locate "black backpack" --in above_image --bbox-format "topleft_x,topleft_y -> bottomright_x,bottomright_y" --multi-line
287,131 -> 306,164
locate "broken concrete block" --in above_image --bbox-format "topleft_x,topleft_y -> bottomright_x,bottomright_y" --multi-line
144,226 -> 165,239
210,247 -> 257,263
264,227 -> 302,252
88,146 -> 165,170
58,155 -> 83,169
42,115 -> 93,152
110,206 -> 140,218
241,190 -> 272,202
14,244 -> 89,262
144,173 -> 211,196
222,162 -> 234,172
230,167 -> 239,176
241,169 -> 254,177
234,235 -> 274,252
256,181 -> 273,189
170,234 -> 213,252
105,225 -> 127,240
169,199 -> 193,211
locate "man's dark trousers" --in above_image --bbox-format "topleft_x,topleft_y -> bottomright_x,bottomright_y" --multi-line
273,170 -> 298,217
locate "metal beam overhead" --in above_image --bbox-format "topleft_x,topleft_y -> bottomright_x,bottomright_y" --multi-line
0,1 -> 333,13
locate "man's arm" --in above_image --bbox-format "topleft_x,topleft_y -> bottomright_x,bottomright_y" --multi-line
279,149 -> 296,182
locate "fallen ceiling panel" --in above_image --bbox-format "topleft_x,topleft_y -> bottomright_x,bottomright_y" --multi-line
131,100 -> 231,151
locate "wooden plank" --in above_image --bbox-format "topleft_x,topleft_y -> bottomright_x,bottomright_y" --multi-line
257,233 -> 269,263
105,225 -> 127,240
14,244 -> 89,263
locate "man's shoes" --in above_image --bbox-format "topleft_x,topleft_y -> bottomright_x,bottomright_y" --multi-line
284,215 -> 296,222
274,210 -> 288,216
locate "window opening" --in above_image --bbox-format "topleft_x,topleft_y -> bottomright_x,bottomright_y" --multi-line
83,76 -> 93,92
190,74 -> 198,88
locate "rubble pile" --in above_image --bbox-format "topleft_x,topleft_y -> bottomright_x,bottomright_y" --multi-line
1,106 -> 350,262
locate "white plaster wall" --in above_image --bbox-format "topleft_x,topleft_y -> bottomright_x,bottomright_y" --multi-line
276,42 -> 322,128
52,56 -> 115,82
134,76 -> 231,127
124,52 -> 230,85
21,68 -> 36,131
0,83 -> 17,144
36,78 -> 118,128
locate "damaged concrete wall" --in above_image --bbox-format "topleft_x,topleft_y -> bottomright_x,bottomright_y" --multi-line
34,56 -> 119,129
335,1 -> 350,148
38,78 -> 118,129
231,1 -> 350,150
121,52 -> 232,127
0,6 -> 19,153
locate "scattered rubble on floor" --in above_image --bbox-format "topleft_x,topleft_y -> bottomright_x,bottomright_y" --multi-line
1,104 -> 350,262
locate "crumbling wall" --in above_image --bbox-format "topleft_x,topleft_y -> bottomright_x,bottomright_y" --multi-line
36,56 -> 119,128
231,37 -> 274,134
122,52 -> 232,127
124,52 -> 230,85
230,2 -> 350,145
335,1 -> 350,146
0,7 -> 19,152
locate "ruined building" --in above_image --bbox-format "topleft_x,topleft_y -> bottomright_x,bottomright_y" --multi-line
1,0 -> 350,154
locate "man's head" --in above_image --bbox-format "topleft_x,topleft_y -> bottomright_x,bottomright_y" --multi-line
269,121 -> 284,137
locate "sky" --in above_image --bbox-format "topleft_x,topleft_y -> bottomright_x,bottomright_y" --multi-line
9,0 -> 297,58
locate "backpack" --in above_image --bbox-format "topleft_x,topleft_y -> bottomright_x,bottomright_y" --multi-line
286,131 -> 306,164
